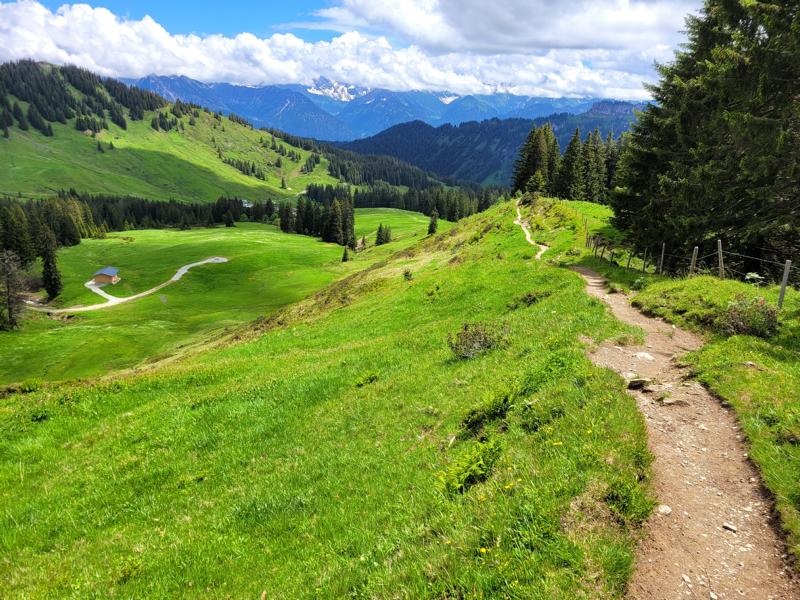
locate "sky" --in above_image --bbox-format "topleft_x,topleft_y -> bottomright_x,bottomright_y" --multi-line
0,0 -> 703,99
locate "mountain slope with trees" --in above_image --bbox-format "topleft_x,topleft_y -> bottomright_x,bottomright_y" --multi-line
338,102 -> 641,185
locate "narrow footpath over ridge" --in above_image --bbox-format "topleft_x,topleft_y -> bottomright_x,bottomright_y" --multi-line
514,208 -> 798,599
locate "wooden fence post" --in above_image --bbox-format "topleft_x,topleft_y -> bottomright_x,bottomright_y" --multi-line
717,239 -> 725,278
626,251 -> 633,270
641,248 -> 649,273
600,245 -> 606,260
689,246 -> 699,276
658,242 -> 666,274
779,259 -> 792,309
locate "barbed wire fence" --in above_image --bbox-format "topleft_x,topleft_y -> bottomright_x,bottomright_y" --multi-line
583,221 -> 797,310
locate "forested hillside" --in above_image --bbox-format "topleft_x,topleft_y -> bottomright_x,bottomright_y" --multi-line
0,61 -> 464,205
339,101 -> 641,185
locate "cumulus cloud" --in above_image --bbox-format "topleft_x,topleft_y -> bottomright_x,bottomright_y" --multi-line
0,0 -> 700,99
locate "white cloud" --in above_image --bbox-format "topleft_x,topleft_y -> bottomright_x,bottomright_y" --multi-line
0,0 -> 701,99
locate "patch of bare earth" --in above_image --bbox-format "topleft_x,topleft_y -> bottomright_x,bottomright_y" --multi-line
572,265 -> 798,600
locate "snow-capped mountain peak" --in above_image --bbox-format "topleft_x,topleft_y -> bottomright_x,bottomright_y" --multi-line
307,77 -> 369,102
438,95 -> 461,105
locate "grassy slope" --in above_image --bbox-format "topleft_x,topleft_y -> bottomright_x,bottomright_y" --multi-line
0,100 -> 339,202
0,209 -> 449,385
519,196 -> 800,564
0,201 -> 652,598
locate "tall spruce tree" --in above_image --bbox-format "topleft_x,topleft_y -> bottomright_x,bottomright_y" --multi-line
0,250 -> 25,330
40,227 -> 62,299
555,129 -> 584,200
428,209 -> 439,235
612,0 -> 800,268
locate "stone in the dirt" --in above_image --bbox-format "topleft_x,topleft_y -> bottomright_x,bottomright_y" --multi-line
722,522 -> 738,533
682,574 -> 691,584
657,504 -> 672,515
710,592 -> 718,600
635,352 -> 655,361
627,378 -> 652,390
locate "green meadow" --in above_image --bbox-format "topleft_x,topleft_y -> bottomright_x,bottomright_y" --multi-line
0,209 -> 449,385
0,104 -> 338,202
0,200 -> 652,598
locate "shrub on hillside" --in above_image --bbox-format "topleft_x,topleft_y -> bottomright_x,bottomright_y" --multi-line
439,439 -> 502,495
717,295 -> 778,338
461,392 -> 512,436
448,323 -> 506,359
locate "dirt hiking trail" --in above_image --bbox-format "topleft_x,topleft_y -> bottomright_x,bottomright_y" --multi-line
513,210 -> 798,599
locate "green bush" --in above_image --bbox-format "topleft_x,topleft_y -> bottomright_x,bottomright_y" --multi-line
440,439 -> 502,495
717,294 -> 779,338
461,392 -> 512,435
448,323 -> 505,359
508,290 -> 551,310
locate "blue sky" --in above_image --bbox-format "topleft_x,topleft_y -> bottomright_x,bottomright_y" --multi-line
36,0 -> 335,39
1,1 -> 702,99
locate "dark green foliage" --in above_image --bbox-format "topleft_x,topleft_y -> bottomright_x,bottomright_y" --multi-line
513,123 -> 560,194
427,209 -> 438,235
612,0 -> 800,274
39,227 -> 62,299
0,250 -> 25,330
0,61 -> 166,136
221,156 -> 266,180
374,223 -> 392,246
340,106 -> 639,186
554,129 -> 583,200
278,195 -> 355,247
224,211 -> 235,227
12,102 -> 27,130
341,247 -> 349,262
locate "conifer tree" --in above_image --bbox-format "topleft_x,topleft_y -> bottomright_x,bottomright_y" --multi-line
0,250 -> 25,330
375,223 -> 385,246
342,247 -> 349,262
40,227 -> 62,299
428,210 -> 439,235
555,128 -> 584,200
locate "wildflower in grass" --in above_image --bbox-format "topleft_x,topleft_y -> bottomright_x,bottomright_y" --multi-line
480,547 -> 487,554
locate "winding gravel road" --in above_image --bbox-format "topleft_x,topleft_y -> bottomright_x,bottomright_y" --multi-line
26,256 -> 229,314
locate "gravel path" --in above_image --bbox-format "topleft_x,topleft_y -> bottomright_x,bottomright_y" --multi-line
26,256 -> 228,314
511,206 -> 797,598
514,200 -> 548,259
575,267 -> 798,600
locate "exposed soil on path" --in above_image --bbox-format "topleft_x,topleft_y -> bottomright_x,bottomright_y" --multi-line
514,200 -> 548,259
511,205 -> 797,598
572,266 -> 798,600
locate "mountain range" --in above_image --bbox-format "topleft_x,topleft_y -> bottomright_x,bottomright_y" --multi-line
123,75 -> 605,140
338,101 -> 644,185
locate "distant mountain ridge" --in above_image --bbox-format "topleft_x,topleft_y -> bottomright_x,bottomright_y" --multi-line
123,75 -> 620,141
338,101 -> 644,185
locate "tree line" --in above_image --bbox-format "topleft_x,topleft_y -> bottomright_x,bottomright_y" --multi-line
513,123 -> 621,204
610,0 -> 800,277
279,196 -> 356,247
